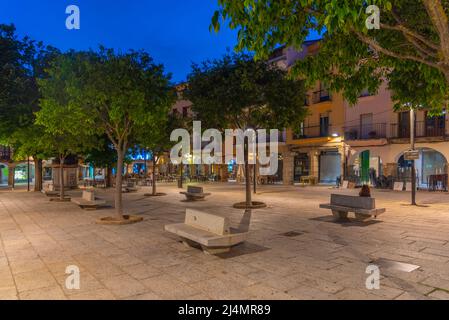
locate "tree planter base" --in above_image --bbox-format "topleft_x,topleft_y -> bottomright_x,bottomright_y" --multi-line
143,193 -> 167,197
233,201 -> 267,209
50,197 -> 71,202
96,215 -> 143,225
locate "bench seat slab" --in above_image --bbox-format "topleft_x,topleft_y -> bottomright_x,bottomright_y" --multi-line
165,223 -> 247,248
71,198 -> 106,208
320,203 -> 385,216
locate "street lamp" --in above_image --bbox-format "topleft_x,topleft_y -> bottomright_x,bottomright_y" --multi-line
410,108 -> 417,205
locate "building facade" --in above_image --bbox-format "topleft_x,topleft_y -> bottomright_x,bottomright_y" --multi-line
277,43 -> 448,188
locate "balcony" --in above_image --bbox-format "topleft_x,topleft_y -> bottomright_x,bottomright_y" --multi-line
0,146 -> 11,161
344,123 -> 387,140
390,121 -> 446,139
306,90 -> 331,105
293,125 -> 332,139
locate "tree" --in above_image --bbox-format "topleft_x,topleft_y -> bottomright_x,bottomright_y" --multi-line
0,24 -> 30,141
138,112 -> 184,196
9,125 -> 51,191
36,52 -> 96,201
212,1 -> 449,110
185,53 -> 307,211
0,24 -> 60,191
71,48 -> 174,220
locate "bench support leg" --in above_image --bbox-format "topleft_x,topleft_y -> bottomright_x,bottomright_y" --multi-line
201,245 -> 231,255
355,213 -> 373,221
332,210 -> 349,221
181,238 -> 201,249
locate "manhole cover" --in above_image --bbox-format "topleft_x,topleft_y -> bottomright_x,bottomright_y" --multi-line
370,258 -> 420,273
281,231 -> 303,237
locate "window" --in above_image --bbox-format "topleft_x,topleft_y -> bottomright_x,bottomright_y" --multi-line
425,111 -> 445,137
319,82 -> 330,102
320,114 -> 330,137
398,111 -> 411,138
360,113 -> 373,139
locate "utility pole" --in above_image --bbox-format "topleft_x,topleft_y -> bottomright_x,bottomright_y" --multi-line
27,157 -> 30,192
410,108 -> 417,206
253,163 -> 257,194
179,164 -> 183,189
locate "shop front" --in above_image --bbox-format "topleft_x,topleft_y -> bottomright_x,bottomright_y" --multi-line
319,150 -> 341,184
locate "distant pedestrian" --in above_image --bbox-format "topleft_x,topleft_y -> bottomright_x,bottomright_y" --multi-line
359,185 -> 371,197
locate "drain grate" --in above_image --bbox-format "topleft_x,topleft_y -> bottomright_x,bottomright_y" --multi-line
281,231 -> 304,237
370,258 -> 420,273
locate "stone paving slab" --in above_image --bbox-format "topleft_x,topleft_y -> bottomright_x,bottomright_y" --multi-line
1,184 -> 449,300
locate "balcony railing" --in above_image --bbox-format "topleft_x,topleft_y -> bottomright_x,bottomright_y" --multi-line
344,123 -> 387,140
306,90 -> 331,105
293,125 -> 331,139
0,146 -> 11,161
390,121 -> 446,139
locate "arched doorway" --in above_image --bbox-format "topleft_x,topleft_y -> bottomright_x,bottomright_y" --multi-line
0,163 -> 8,186
397,148 -> 447,188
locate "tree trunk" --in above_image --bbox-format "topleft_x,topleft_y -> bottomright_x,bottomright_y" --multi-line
106,166 -> 113,188
93,167 -> 96,187
244,139 -> 252,210
34,158 -> 43,192
115,147 -> 125,220
152,156 -> 157,195
144,149 -> 148,176
59,156 -> 65,201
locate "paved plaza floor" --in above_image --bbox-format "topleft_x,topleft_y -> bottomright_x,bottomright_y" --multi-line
1,183 -> 449,300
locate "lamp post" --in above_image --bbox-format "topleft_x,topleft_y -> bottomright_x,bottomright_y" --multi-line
27,157 -> 30,192
179,164 -> 183,189
253,162 -> 257,194
410,108 -> 417,206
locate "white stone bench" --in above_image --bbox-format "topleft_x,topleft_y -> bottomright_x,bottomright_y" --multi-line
42,184 -> 59,197
71,190 -> 106,210
164,209 -> 247,254
180,186 -> 211,201
320,194 -> 386,221
122,181 -> 138,193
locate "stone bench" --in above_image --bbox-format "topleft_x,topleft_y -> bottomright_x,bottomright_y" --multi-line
122,181 -> 138,193
164,209 -> 247,254
180,186 -> 210,201
42,184 -> 59,197
71,190 -> 106,210
319,194 -> 386,221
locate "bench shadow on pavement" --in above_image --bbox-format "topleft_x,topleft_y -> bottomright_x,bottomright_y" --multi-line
215,242 -> 270,259
309,216 -> 382,227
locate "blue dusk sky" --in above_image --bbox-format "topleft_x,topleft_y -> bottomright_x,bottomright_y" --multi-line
0,0 -> 320,83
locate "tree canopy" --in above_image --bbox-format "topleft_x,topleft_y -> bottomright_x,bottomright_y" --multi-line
64,47 -> 176,219
212,1 -> 449,110
0,24 -> 59,144
185,53 -> 307,131
185,53 -> 307,211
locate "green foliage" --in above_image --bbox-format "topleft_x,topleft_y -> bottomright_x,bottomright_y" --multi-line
0,23 -> 60,156
137,111 -> 186,159
213,1 -> 449,111
185,53 -> 307,131
83,135 -> 118,169
9,125 -> 52,161
0,24 -> 30,141
36,52 -> 97,159
71,47 -> 176,153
